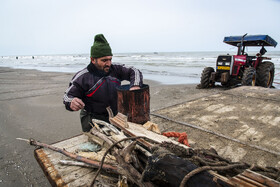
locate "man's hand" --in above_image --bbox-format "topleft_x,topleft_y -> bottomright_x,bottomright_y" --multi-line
129,86 -> 140,91
70,98 -> 85,111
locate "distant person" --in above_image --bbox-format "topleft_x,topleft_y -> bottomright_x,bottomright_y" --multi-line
63,34 -> 143,132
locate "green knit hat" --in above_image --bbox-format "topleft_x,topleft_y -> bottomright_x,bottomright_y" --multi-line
90,34 -> 113,58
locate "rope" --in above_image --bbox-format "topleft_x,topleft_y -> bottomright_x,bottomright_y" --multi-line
179,164 -> 246,187
160,142 -> 280,184
162,132 -> 190,147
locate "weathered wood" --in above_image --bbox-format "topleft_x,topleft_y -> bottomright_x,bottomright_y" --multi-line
78,150 -> 117,165
113,152 -> 144,186
31,139 -> 118,173
110,115 -> 153,149
34,148 -> 67,186
34,134 -> 121,186
119,141 -> 137,163
68,171 -> 117,187
143,121 -> 161,134
43,134 -> 89,156
92,119 -> 120,135
43,141 -> 89,165
33,117 -> 279,187
241,169 -> 280,187
59,160 -> 101,169
111,113 -> 190,151
208,171 -> 234,186
90,136 -> 155,187
235,175 -> 266,187
62,167 -> 93,184
230,176 -> 257,187
51,134 -> 89,150
89,128 -> 114,146
55,164 -> 89,178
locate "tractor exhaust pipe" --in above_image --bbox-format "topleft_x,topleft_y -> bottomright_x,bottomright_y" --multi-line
237,33 -> 247,55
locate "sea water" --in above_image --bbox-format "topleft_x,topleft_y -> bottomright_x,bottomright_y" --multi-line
1,51 -> 280,88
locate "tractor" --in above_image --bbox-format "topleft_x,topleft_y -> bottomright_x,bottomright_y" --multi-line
200,34 -> 277,88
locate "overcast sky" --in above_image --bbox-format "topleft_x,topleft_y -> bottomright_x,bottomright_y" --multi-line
0,0 -> 280,56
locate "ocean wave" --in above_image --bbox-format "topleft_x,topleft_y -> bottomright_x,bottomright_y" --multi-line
1,52 -> 280,88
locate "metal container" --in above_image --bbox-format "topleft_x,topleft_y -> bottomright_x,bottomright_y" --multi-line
117,84 -> 150,124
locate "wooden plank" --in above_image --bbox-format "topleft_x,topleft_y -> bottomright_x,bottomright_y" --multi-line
110,113 -> 190,150
68,171 -> 117,187
230,177 -> 257,187
44,143 -> 90,169
34,134 -> 118,187
67,171 -> 95,187
209,171 -> 234,186
62,167 -> 93,184
53,134 -> 89,147
127,121 -> 190,149
43,134 -> 89,156
34,148 -> 67,186
42,136 -> 90,172
242,169 -> 280,187
236,175 -> 266,187
110,116 -> 153,149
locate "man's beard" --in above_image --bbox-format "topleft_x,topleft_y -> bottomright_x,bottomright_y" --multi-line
99,66 -> 111,76
93,63 -> 111,76
103,65 -> 110,73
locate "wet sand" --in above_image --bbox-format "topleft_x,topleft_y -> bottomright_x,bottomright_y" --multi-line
0,67 -> 219,186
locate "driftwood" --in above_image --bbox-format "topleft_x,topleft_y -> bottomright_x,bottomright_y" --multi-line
90,136 -> 156,187
88,126 -> 156,186
17,138 -> 118,174
89,128 -> 115,147
19,109 -> 280,187
92,118 -> 120,135
59,160 -> 96,168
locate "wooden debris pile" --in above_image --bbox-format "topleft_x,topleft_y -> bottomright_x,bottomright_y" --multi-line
22,111 -> 280,187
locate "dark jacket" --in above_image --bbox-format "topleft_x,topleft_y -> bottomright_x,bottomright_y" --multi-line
63,62 -> 143,118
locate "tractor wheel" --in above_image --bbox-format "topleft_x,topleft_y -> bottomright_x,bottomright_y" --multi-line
241,67 -> 256,86
200,67 -> 214,88
256,61 -> 275,88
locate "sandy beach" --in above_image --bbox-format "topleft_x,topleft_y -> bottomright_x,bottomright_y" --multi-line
0,67 -> 216,186
0,67 -> 279,186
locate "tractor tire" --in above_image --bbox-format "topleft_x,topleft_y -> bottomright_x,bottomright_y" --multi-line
241,67 -> 256,86
256,61 -> 275,88
200,67 -> 214,88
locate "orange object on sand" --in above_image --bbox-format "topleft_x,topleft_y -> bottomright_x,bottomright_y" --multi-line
162,132 -> 190,147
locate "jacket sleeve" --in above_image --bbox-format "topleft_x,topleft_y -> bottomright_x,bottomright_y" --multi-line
113,64 -> 143,88
63,70 -> 87,111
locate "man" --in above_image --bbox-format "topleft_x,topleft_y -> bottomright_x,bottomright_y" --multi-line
63,34 -> 143,132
